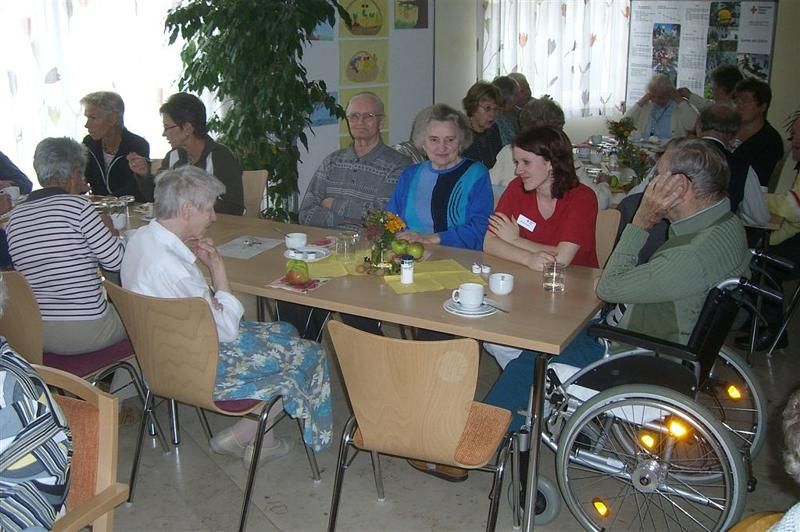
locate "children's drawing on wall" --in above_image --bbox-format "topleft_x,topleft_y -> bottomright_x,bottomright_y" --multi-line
340,0 -> 388,38
340,39 -> 388,85
395,0 -> 428,29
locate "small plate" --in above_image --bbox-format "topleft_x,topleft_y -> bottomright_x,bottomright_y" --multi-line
443,298 -> 498,318
284,245 -> 332,262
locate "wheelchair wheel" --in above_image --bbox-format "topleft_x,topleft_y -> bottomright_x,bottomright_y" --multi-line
555,385 -> 746,531
695,347 -> 766,457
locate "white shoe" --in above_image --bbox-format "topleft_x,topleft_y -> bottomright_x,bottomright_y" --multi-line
243,437 -> 292,469
210,427 -> 247,458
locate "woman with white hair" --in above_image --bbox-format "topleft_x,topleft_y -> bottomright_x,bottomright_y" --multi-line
81,91 -> 150,202
121,166 -> 332,465
624,73 -> 698,139
5,137 -> 127,354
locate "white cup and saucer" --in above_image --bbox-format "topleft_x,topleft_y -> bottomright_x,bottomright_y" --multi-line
444,282 -> 497,317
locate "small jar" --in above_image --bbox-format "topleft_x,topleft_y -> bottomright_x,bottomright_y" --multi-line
400,255 -> 414,284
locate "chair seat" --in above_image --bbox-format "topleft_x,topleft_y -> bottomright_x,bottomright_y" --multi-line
44,340 -> 134,377
454,402 -> 511,468
214,399 -> 262,413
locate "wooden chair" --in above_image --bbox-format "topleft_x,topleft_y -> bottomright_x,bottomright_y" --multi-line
104,281 -> 321,532
242,169 -> 268,218
0,272 -> 167,451
35,364 -> 129,532
595,208 -> 621,267
326,320 -> 513,531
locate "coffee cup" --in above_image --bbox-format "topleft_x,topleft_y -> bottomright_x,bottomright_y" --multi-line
285,232 -> 307,249
1,186 -> 20,201
590,134 -> 603,145
577,146 -> 591,159
489,273 -> 514,295
110,212 -> 127,230
452,282 -> 485,310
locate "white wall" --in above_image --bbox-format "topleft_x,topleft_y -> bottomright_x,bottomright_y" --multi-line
433,0 -> 478,107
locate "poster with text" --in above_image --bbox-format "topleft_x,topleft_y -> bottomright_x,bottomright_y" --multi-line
627,0 -> 776,109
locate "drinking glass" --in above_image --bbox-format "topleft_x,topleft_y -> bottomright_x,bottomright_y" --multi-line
542,262 -> 565,292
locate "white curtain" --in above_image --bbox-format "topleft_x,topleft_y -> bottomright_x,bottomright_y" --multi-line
0,0 -> 188,179
480,0 -> 631,119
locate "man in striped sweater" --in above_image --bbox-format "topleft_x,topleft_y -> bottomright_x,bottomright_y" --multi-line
6,137 -> 127,354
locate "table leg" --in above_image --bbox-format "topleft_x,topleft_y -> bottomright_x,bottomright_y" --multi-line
522,352 -> 548,531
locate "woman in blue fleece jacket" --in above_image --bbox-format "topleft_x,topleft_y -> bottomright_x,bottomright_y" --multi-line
386,103 -> 493,250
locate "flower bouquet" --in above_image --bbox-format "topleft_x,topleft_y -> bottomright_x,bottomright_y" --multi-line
617,142 -> 653,185
606,117 -> 636,144
362,209 -> 406,273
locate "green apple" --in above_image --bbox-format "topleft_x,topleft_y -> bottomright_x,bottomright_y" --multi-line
390,238 -> 408,255
407,242 -> 424,259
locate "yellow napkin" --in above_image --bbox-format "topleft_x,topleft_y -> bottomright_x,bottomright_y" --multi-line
384,273 -> 444,294
415,259 -> 467,274
308,257 -> 349,278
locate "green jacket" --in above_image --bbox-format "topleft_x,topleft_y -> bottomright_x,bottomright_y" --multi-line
597,198 -> 750,345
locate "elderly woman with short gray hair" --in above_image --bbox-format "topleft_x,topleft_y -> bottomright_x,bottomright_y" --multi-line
386,103 -> 492,249
121,165 -> 332,465
81,90 -> 150,202
5,137 -> 127,354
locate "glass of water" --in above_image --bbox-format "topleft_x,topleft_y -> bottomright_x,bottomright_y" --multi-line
336,230 -> 360,264
542,262 -> 565,292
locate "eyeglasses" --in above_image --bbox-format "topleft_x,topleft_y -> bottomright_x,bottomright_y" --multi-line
346,112 -> 383,122
478,104 -> 498,114
162,124 -> 179,134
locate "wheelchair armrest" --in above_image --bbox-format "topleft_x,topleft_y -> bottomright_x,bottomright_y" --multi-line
586,323 -> 698,363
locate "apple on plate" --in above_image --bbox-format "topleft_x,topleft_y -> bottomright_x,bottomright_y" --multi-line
285,259 -> 310,286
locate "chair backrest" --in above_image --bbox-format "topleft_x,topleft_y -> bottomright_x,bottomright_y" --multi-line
327,320 -> 479,465
242,169 -> 268,218
35,364 -> 128,532
595,209 -> 621,268
104,281 -> 223,412
0,271 -> 43,364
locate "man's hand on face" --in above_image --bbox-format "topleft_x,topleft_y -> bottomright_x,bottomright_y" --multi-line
632,172 -> 689,230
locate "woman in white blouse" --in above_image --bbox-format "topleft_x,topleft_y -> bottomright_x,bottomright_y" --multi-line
121,166 -> 332,466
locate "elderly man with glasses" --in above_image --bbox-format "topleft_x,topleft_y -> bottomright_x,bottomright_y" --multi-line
299,92 -> 411,231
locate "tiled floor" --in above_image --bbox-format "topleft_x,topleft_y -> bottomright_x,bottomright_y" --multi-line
112,308 -> 799,531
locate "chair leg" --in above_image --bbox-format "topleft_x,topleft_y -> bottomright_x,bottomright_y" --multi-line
328,416 -> 357,532
315,311 -> 332,343
511,433 -> 521,529
168,399 -> 181,445
128,390 -> 154,503
197,407 -> 213,441
369,451 -> 385,501
486,435 -> 513,532
239,396 -> 282,532
296,418 -> 321,481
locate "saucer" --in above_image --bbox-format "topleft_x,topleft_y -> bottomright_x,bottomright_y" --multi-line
284,245 -> 331,262
443,298 -> 497,318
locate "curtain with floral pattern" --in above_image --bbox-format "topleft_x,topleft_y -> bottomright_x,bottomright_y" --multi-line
0,0 -> 184,179
480,0 -> 631,118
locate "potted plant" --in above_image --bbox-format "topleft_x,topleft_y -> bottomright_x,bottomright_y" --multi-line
165,0 -> 349,220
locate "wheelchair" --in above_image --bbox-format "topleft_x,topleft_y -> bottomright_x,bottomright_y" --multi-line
512,275 -> 782,531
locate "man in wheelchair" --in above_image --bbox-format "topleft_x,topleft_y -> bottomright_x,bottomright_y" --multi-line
484,137 -> 751,432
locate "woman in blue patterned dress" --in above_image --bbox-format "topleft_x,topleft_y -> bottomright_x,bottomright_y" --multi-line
121,166 -> 332,467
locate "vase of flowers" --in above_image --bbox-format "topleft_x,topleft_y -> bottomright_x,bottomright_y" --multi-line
607,117 -> 636,145
617,142 -> 653,185
363,209 -> 406,269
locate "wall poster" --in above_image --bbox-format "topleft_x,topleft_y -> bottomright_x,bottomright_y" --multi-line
626,0 -> 777,108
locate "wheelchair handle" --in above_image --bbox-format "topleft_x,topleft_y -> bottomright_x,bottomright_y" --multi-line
750,249 -> 796,271
739,277 -> 783,303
